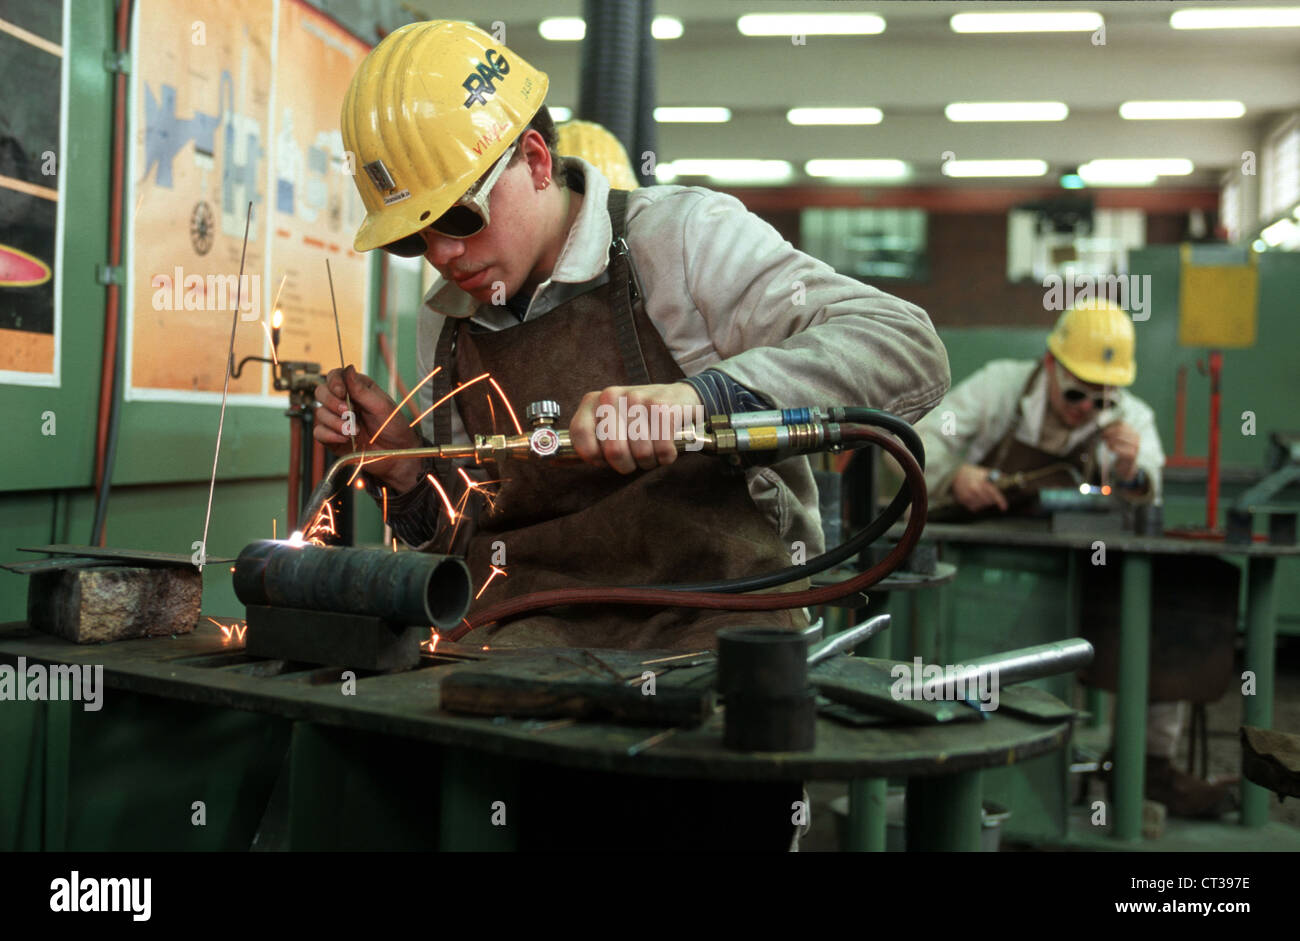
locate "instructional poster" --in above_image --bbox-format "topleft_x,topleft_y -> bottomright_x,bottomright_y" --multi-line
0,0 -> 66,385
127,0 -> 369,402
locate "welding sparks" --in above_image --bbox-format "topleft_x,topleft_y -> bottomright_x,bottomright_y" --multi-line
487,377 -> 523,434
426,473 -> 458,523
260,319 -> 280,365
207,616 -> 247,644
369,365 -> 442,444
381,486 -> 388,525
474,565 -> 508,600
457,467 -> 502,514
423,629 -> 441,655
409,372 -> 492,428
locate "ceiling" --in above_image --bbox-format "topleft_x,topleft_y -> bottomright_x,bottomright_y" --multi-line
396,0 -> 1300,189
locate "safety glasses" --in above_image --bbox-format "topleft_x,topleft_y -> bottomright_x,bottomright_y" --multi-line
379,142 -> 518,257
1056,366 -> 1116,411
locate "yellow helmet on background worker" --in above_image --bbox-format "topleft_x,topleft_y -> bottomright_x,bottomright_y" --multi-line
341,20 -> 549,253
1046,300 -> 1136,387
556,120 -> 640,190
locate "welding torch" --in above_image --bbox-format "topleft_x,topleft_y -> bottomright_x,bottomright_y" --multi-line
300,401 -> 879,528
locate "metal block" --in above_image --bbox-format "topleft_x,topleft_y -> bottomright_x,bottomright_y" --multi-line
1268,511 -> 1297,547
27,566 -> 201,643
1225,508 -> 1254,546
243,604 -> 424,671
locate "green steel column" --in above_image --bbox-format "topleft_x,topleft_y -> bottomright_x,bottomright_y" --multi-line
913,585 -> 943,663
1114,553 -> 1151,842
1067,551 -> 1106,727
905,772 -> 982,851
846,779 -> 887,851
1241,557 -> 1278,827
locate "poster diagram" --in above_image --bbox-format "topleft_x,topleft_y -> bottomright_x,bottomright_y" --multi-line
127,0 -> 369,402
0,0 -> 66,386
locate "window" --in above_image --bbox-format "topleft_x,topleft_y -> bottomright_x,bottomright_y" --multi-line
800,208 -> 928,281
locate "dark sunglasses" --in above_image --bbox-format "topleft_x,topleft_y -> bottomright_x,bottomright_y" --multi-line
379,142 -> 518,256
1061,387 -> 1116,410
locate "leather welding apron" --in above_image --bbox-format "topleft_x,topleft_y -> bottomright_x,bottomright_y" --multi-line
429,188 -> 807,650
929,364 -> 1096,522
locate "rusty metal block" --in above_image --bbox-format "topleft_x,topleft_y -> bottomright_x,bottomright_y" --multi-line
27,565 -> 201,643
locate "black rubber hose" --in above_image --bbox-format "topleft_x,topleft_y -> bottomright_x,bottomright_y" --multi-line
638,408 -> 925,593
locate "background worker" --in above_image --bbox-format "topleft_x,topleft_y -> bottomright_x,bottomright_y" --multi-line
911,302 -> 1232,817
313,20 -> 950,652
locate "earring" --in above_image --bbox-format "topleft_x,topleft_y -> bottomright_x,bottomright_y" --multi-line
539,176 -> 551,190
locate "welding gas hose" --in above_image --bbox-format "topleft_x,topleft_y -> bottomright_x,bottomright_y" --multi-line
447,422 -> 927,641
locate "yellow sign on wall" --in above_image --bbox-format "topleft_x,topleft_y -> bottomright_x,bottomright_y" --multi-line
1178,244 -> 1258,349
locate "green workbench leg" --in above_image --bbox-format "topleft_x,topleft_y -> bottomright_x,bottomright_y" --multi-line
1241,557 -> 1278,827
439,747 -> 520,851
1066,551 -> 1107,728
846,779 -> 887,851
905,772 -> 981,851
1114,553 -> 1151,842
42,699 -> 71,852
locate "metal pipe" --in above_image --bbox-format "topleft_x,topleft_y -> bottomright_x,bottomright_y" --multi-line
807,614 -> 891,667
233,540 -> 471,628
910,638 -> 1094,701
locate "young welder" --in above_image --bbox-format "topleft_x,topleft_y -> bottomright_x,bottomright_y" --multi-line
911,302 -> 1234,818
313,20 -> 950,651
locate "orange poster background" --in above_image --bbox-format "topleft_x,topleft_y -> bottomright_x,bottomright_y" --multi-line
265,0 -> 368,375
129,0 -> 274,396
128,0 -> 369,399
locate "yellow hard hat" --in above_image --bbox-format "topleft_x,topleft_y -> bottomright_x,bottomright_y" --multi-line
341,21 -> 549,253
1047,300 -> 1136,386
556,120 -> 639,190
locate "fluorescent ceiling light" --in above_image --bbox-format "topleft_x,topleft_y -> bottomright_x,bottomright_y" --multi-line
787,107 -> 882,125
652,16 -> 683,40
539,17 -> 585,41
1077,165 -> 1158,186
540,16 -> 685,41
657,159 -> 794,184
942,160 -> 1048,178
737,13 -> 885,36
945,102 -> 1068,122
806,159 -> 908,180
950,12 -> 1103,33
1260,218 -> 1300,245
654,107 -> 731,123
1083,158 -> 1194,176
1119,100 -> 1245,120
548,106 -> 572,122
1171,7 -> 1300,29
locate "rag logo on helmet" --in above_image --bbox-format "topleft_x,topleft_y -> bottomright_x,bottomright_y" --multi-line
462,48 -> 511,108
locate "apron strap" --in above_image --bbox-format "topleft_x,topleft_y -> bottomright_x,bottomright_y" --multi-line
605,188 -> 652,385
988,362 -> 1042,469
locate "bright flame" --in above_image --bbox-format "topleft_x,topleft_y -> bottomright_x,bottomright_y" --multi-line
288,530 -> 306,546
354,478 -> 365,489
1079,484 -> 1089,494
272,308 -> 283,329
424,629 -> 441,654
1101,485 -> 1112,496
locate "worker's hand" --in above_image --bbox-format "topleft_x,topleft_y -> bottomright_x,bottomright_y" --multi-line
950,464 -> 1009,513
313,365 -> 422,492
569,382 -> 705,474
1101,421 -> 1141,482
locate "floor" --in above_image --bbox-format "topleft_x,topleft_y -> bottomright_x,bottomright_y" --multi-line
797,636 -> 1300,851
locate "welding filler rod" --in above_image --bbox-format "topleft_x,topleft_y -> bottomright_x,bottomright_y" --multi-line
806,614 -> 891,667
